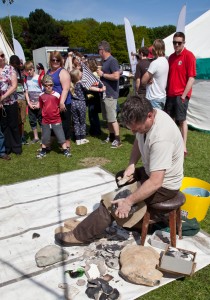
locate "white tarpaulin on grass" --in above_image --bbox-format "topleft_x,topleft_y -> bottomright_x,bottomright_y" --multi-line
0,166 -> 210,300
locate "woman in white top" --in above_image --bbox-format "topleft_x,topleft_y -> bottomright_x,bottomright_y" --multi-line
142,39 -> 169,110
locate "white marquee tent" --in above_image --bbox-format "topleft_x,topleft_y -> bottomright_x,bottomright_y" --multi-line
0,25 -> 14,62
164,10 -> 210,132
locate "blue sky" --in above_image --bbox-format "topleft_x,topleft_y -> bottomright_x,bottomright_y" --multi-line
0,0 -> 209,27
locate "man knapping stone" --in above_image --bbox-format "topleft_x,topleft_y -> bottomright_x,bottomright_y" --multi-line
55,95 -> 184,246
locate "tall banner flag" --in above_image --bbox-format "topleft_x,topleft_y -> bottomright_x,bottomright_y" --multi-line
124,17 -> 137,75
141,37 -> 145,47
13,38 -> 26,63
176,4 -> 187,33
0,25 -> 14,62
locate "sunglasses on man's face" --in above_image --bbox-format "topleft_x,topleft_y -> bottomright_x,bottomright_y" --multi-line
0,53 -> 5,58
45,84 -> 53,87
173,41 -> 183,46
51,58 -> 60,63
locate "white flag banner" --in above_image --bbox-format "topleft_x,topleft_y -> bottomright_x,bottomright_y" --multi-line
176,4 -> 187,33
141,37 -> 145,47
124,17 -> 137,75
12,38 -> 26,63
0,25 -> 14,62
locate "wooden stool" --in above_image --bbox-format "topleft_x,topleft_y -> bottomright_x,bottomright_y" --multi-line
141,191 -> 186,247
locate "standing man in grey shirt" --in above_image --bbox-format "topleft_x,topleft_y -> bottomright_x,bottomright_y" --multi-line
97,41 -> 122,148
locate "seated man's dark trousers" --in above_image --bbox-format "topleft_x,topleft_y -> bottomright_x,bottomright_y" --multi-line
73,167 -> 179,242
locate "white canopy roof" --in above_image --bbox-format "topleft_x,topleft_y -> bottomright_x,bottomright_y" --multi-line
164,10 -> 210,58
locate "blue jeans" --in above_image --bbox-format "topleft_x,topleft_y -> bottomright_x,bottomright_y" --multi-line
0,125 -> 6,156
150,97 -> 166,110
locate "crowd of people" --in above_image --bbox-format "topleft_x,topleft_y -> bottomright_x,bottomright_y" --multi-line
0,40 -> 123,160
0,34 -> 197,247
135,32 -> 196,156
0,33 -> 196,162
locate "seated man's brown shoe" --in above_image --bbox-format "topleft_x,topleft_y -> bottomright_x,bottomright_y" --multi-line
64,219 -> 81,230
55,229 -> 88,246
54,226 -> 71,234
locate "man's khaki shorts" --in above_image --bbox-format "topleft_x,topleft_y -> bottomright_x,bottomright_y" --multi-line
101,97 -> 117,123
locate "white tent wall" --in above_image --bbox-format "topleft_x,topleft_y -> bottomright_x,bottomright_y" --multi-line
164,10 -> 210,132
164,10 -> 210,58
0,25 -> 14,62
187,80 -> 210,132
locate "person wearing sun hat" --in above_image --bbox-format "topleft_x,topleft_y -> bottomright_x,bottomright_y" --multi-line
41,74 -> 53,86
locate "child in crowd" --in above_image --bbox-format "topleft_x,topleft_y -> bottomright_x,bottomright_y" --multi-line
24,61 -> 42,143
36,75 -> 71,159
9,55 -> 28,145
36,63 -> 45,88
70,69 -> 105,145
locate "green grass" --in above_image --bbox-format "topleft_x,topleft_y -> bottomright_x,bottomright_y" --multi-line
1,97 -> 210,299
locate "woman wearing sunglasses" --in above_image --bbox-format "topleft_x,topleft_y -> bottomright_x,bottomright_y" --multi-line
47,51 -> 72,151
0,49 -> 22,157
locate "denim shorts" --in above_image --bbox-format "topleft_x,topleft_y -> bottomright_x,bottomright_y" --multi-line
150,97 -> 166,110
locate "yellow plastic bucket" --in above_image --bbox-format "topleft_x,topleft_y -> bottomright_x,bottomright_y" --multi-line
180,177 -> 210,222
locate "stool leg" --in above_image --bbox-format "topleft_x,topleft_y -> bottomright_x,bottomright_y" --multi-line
141,210 -> 150,246
169,210 -> 176,247
176,207 -> 183,240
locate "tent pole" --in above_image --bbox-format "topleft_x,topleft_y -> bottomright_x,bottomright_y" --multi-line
6,1 -> 14,40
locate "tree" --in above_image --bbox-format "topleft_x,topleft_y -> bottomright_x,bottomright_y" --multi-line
0,10 -> 176,63
148,25 -> 176,44
2,0 -> 14,4
28,9 -> 63,49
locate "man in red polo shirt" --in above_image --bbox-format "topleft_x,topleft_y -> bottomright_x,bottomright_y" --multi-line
165,32 -> 196,156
